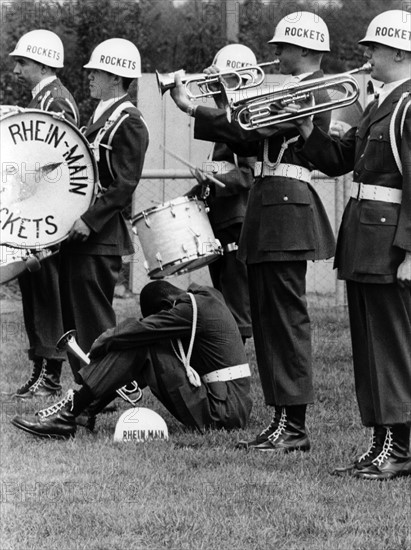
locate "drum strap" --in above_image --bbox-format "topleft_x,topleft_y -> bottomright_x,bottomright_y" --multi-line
41,90 -> 79,126
172,293 -> 202,388
90,101 -> 135,164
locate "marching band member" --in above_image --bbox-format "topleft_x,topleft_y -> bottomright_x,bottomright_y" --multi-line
11,281 -> 252,438
171,12 -> 335,453
9,30 -> 79,400
185,44 -> 255,343
286,10 -> 411,480
58,38 -> 149,384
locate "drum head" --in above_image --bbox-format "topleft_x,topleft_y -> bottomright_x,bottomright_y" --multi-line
0,108 -> 97,249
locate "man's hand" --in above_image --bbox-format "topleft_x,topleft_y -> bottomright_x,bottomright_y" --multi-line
329,119 -> 351,138
67,218 -> 91,242
397,252 -> 411,288
170,73 -> 192,113
280,96 -> 315,139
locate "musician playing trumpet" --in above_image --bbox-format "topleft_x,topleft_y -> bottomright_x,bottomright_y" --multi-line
171,12 -> 335,455
281,10 -> 411,481
176,44 -> 257,344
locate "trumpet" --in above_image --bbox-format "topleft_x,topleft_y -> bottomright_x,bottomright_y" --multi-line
226,62 -> 372,130
56,330 -> 143,407
156,60 -> 279,99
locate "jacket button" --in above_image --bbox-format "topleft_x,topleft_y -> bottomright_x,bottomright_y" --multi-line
381,217 -> 386,222
283,196 -> 289,201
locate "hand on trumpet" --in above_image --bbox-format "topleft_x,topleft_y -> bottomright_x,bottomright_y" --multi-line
329,120 -> 351,138
170,73 -> 193,114
278,95 -> 315,139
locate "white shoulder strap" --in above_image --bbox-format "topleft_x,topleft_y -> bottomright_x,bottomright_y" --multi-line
389,92 -> 411,175
173,292 -> 202,388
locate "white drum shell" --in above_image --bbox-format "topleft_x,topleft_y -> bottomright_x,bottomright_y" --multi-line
132,196 -> 222,278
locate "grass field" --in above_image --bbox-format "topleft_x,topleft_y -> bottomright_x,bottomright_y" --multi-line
0,288 -> 410,550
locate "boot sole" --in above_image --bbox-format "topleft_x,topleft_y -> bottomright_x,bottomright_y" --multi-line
256,444 -> 311,453
355,470 -> 411,481
10,418 -> 74,440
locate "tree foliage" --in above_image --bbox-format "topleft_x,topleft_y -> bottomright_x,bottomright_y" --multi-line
0,0 -> 408,123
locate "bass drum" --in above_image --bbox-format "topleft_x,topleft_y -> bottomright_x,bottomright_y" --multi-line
132,196 -> 222,279
0,106 -> 97,249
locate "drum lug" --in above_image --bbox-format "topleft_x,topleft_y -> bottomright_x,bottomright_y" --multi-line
143,211 -> 151,227
194,197 -> 202,211
155,252 -> 163,270
143,260 -> 150,273
170,203 -> 176,217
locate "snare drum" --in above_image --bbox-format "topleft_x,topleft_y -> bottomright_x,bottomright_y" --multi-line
132,196 -> 222,278
0,106 -> 97,249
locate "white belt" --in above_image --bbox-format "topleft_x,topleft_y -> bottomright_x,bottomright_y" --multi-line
254,162 -> 312,183
350,182 -> 402,204
202,363 -> 251,384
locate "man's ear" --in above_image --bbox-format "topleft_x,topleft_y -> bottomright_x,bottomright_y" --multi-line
394,50 -> 406,62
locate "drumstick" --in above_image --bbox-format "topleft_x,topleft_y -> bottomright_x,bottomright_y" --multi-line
160,145 -> 226,188
35,162 -> 63,177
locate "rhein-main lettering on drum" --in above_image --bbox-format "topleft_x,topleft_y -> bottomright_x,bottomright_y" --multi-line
0,109 -> 97,249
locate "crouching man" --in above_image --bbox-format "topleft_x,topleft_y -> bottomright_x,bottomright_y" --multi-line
11,281 -> 252,438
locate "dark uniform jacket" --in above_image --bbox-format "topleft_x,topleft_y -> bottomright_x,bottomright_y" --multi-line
90,284 -> 249,375
63,95 -> 149,256
87,283 -> 252,429
194,70 -> 335,263
302,80 -> 411,283
203,142 -> 255,231
28,77 -> 79,126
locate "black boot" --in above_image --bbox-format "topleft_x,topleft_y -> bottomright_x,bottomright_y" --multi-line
253,405 -> 310,452
14,359 -> 63,399
34,360 -> 63,398
236,406 -> 282,450
332,426 -> 387,476
11,390 -> 77,439
14,359 -> 46,398
354,425 -> 411,480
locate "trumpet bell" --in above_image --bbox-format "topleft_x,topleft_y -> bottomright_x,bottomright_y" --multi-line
56,329 -> 90,365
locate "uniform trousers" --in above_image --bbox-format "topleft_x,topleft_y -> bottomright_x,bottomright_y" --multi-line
208,224 -> 252,338
18,254 -> 65,361
247,261 -> 314,407
346,280 -> 411,427
59,251 -> 121,381
79,341 -> 251,431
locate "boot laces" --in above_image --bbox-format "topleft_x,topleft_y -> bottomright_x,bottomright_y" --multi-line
358,429 -> 377,462
28,364 -> 47,393
16,362 -> 45,393
372,428 -> 393,467
268,408 -> 287,443
259,411 -> 279,438
37,390 -> 74,419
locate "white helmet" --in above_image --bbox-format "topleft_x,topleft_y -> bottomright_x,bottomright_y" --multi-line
9,29 -> 64,68
359,10 -> 411,52
268,11 -> 330,52
84,38 -> 141,78
113,407 -> 169,443
212,44 -> 257,70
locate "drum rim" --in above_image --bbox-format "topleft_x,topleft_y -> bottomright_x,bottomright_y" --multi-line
0,107 -> 99,250
147,252 -> 222,279
131,195 -> 205,224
